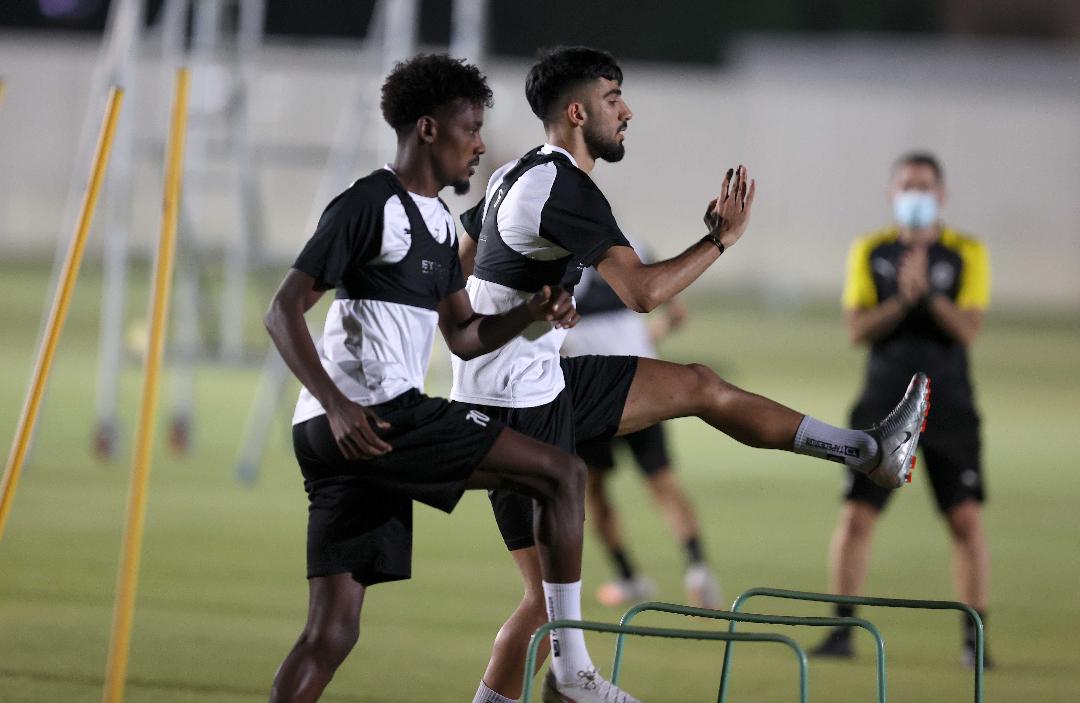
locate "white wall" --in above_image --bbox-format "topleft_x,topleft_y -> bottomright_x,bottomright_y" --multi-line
1,31 -> 1077,308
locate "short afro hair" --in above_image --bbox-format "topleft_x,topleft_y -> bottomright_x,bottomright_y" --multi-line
893,151 -> 944,182
525,46 -> 623,123
380,54 -> 493,130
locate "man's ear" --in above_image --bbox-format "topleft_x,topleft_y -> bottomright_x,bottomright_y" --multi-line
565,100 -> 587,128
416,115 -> 438,144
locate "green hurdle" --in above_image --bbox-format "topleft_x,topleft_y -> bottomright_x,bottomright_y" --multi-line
717,588 -> 984,703
522,619 -> 809,703
614,602 -> 886,703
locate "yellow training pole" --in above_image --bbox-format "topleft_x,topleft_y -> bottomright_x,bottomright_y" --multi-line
0,86 -> 124,541
101,68 -> 190,703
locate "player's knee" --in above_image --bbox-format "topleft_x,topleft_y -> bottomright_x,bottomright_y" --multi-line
686,363 -> 732,413
302,619 -> 360,669
541,451 -> 586,499
946,503 -> 981,542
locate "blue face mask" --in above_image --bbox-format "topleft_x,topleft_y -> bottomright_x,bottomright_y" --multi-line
892,191 -> 939,229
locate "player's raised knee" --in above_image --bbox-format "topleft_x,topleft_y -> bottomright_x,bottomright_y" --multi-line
685,362 -> 734,412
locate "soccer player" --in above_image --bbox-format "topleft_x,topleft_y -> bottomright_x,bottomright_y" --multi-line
264,54 -> 635,703
452,46 -> 931,703
810,152 -> 993,669
562,255 -> 721,610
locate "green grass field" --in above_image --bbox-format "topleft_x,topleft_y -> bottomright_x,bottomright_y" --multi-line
2,262 -> 1078,702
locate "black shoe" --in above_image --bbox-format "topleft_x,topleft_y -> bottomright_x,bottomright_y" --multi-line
962,641 -> 996,671
810,627 -> 854,658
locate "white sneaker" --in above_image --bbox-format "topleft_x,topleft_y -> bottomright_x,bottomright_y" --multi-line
863,373 -> 931,488
595,576 -> 656,607
540,668 -> 643,703
684,564 -> 722,609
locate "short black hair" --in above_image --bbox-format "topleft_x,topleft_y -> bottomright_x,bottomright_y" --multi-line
893,151 -> 944,182
525,46 -> 623,122
380,54 -> 493,130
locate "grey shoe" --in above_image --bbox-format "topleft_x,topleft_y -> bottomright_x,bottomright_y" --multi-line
864,373 -> 931,488
684,564 -> 722,610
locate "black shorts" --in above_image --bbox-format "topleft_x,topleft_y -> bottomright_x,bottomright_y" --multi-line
577,422 -> 671,477
844,405 -> 984,514
461,355 -> 639,551
294,390 -> 504,585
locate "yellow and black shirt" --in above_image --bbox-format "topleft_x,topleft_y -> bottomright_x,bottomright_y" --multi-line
843,226 -> 990,423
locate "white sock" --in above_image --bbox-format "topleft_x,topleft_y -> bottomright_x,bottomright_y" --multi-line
793,416 -> 879,472
472,681 -> 516,703
542,580 -> 596,685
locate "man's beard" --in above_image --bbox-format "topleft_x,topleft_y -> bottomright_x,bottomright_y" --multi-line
584,123 -> 626,163
452,179 -> 471,195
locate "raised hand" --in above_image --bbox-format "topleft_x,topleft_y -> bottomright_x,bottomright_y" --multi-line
325,396 -> 392,460
704,165 -> 756,249
528,285 -> 580,329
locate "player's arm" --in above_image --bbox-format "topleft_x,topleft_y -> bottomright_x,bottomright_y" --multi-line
438,285 -> 579,360
925,296 -> 983,346
844,300 -> 912,345
595,166 -> 755,313
264,269 -> 391,458
843,240 -> 926,345
924,240 -> 989,346
458,232 -> 478,278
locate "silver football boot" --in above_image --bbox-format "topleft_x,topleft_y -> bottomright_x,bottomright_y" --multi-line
863,372 -> 931,488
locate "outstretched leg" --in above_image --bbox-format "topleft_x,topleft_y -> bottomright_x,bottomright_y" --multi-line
270,573 -> 366,703
618,358 -> 803,445
619,359 -> 929,489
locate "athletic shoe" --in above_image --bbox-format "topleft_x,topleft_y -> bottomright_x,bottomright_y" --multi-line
684,564 -> 722,609
595,576 -> 656,607
809,627 -> 854,658
863,372 -> 931,488
540,668 -> 643,703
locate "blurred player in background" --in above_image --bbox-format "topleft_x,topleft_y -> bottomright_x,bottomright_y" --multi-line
811,152 -> 993,669
454,46 -> 930,703
562,247 -> 721,610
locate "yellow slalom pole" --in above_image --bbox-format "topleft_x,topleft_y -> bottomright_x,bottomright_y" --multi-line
101,68 -> 190,703
0,86 -> 124,541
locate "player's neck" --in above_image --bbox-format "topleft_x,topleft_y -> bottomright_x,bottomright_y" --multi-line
390,149 -> 442,198
545,129 -> 595,173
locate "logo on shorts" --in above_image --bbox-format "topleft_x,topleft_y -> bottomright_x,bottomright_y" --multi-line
465,409 -> 491,427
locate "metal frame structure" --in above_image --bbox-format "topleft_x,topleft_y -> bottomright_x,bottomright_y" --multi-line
615,601 -> 886,703
717,587 -> 985,703
523,619 -> 809,703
